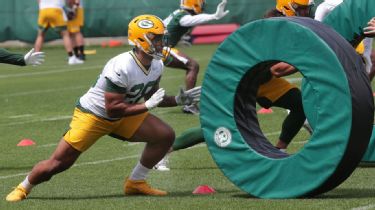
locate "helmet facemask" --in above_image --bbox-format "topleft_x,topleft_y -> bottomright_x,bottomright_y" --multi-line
289,2 -> 314,17
142,32 -> 168,60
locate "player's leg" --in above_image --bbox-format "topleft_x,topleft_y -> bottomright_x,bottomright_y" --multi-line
49,8 -> 81,65
34,30 -> 46,52
68,8 -> 86,61
6,108 -> 111,202
71,32 -> 85,60
34,8 -> 49,52
273,88 -> 306,151
172,127 -> 204,151
116,114 -> 174,195
6,139 -> 81,202
154,126 -> 204,171
73,7 -> 86,60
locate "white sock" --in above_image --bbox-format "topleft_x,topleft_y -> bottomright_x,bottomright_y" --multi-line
20,176 -> 34,192
129,162 -> 150,181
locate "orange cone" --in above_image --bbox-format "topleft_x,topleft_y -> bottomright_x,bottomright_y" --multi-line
257,108 -> 273,114
192,185 -> 216,195
17,139 -> 36,146
108,40 -> 123,47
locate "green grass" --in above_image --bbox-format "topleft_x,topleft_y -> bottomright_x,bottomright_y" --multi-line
0,45 -> 374,210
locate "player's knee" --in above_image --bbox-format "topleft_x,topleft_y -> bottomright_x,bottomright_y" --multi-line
159,127 -> 175,147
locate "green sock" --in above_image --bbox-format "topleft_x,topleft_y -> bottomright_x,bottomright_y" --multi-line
172,127 -> 205,151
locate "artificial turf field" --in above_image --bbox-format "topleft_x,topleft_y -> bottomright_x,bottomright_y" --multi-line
0,44 -> 374,210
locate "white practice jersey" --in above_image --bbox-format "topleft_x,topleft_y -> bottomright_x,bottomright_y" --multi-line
314,0 -> 343,21
324,0 -> 343,6
79,51 -> 164,120
39,0 -> 65,9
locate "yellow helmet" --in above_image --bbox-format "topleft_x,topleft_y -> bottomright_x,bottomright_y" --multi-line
276,0 -> 314,17
128,14 -> 167,59
180,0 -> 206,14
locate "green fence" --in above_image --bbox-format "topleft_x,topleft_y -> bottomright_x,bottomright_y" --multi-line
0,0 -> 323,43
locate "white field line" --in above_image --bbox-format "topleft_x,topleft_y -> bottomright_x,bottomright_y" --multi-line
39,142 -> 141,149
37,131 -> 308,149
8,114 -> 34,119
352,204 -> 375,210
0,116 -> 72,127
0,86 -> 86,98
0,65 -> 102,79
0,154 -> 139,180
0,130 -> 309,180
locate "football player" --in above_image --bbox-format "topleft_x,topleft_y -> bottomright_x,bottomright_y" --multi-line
162,0 -> 229,114
5,14 -> 201,202
35,0 -> 83,65
265,0 -> 315,17
315,0 -> 375,81
66,0 -> 86,61
154,0 -> 314,171
261,0 -> 315,152
0,48 -> 44,66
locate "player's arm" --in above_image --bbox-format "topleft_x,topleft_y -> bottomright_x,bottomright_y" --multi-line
364,17 -> 375,37
143,81 -> 201,108
270,62 -> 297,77
144,83 -> 178,107
104,78 -> 150,118
179,0 -> 229,27
0,48 -> 25,66
0,48 -> 44,66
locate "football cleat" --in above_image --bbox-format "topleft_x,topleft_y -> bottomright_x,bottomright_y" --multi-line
6,184 -> 29,202
124,178 -> 167,196
68,55 -> 84,65
153,156 -> 170,171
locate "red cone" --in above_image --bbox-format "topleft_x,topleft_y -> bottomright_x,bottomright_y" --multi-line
108,40 -> 123,47
257,108 -> 273,114
192,185 -> 216,195
17,139 -> 36,146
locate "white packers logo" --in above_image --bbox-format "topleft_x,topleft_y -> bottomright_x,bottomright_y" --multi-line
214,127 -> 232,148
138,19 -> 154,29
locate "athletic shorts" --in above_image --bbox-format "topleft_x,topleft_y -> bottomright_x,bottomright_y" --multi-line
356,41 -> 365,55
63,108 -> 148,152
67,7 -> 84,33
257,77 -> 296,103
38,8 -> 67,31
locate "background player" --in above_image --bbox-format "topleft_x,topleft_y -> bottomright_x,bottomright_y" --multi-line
163,0 -> 229,114
65,0 -> 86,61
35,0 -> 83,65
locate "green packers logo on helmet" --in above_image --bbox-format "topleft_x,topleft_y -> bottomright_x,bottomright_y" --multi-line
138,20 -> 154,29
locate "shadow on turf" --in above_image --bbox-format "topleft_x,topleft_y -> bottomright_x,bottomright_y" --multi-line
170,166 -> 218,170
0,166 -> 33,171
27,189 -> 242,200
231,188 -> 375,199
316,188 -> 375,199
